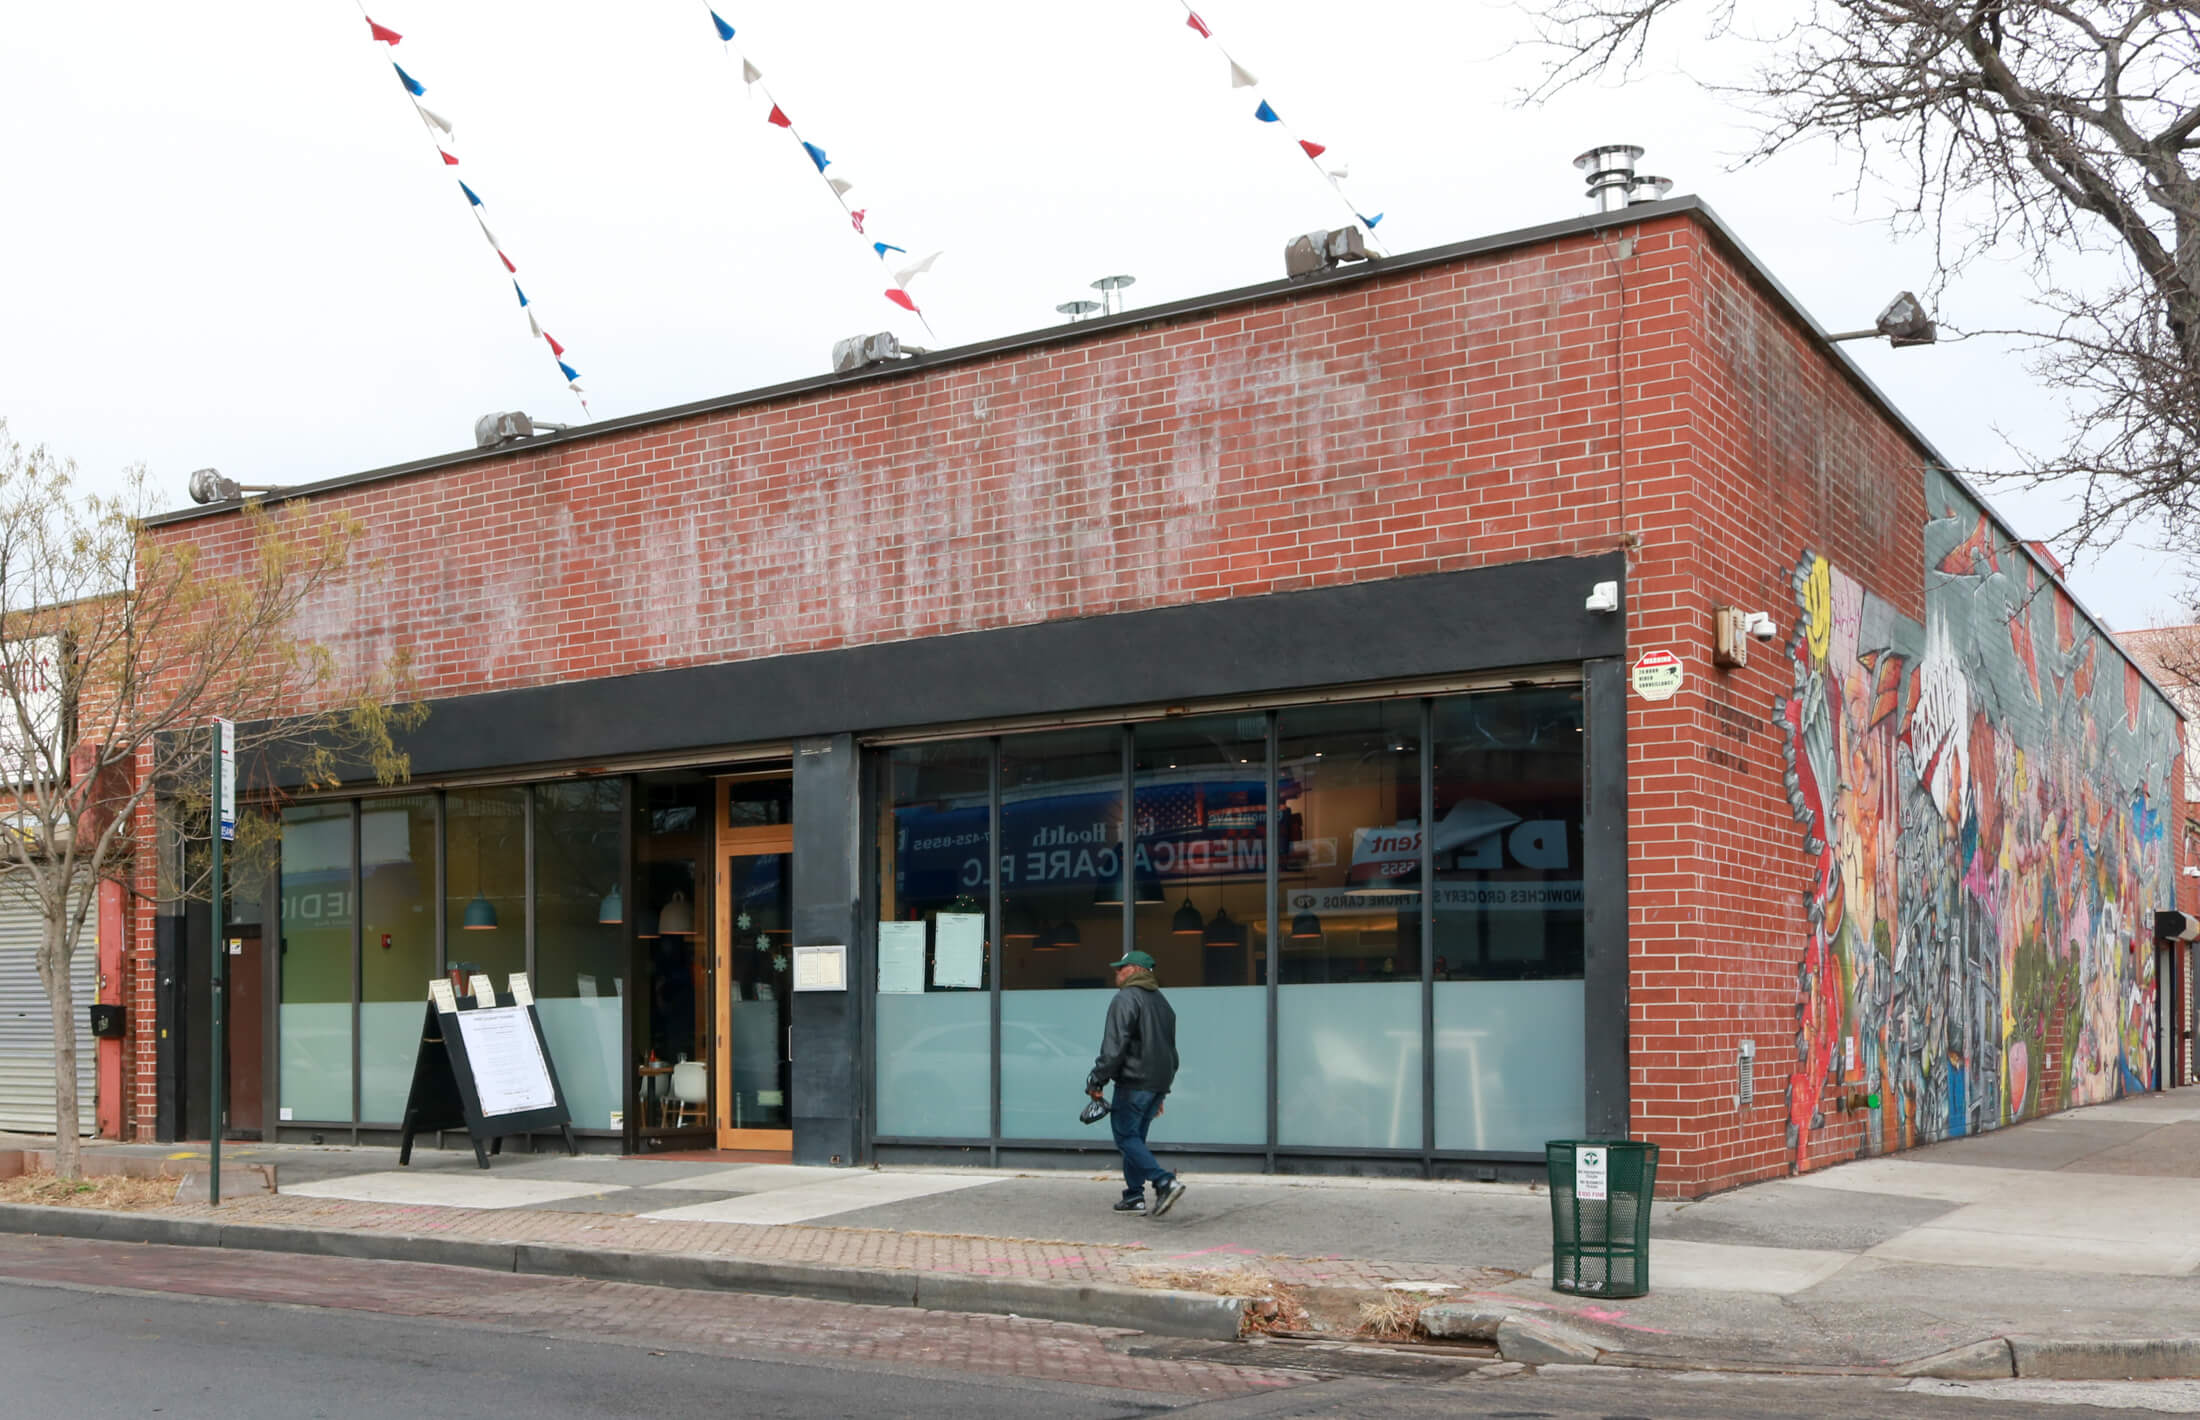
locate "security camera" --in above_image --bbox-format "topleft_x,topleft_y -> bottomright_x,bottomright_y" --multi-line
1585,581 -> 1621,614
1744,613 -> 1777,640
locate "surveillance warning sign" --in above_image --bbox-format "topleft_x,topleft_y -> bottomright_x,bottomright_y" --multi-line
1629,649 -> 1683,702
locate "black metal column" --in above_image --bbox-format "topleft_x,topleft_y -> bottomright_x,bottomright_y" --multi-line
791,733 -> 863,1166
1582,656 -> 1631,1138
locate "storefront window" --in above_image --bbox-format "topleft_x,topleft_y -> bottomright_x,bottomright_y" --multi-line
534,780 -> 625,1130
1430,688 -> 1586,1151
1275,701 -> 1425,1150
999,726 -> 1124,1139
636,773 -> 708,1135
445,788 -> 526,983
358,795 -> 435,1122
1130,715 -> 1267,1144
279,801 -> 353,1122
874,741 -> 992,1138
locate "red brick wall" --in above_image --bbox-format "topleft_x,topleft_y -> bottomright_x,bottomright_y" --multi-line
1615,227 -> 1933,1196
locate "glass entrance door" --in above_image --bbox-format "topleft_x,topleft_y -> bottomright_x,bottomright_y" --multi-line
716,774 -> 793,1150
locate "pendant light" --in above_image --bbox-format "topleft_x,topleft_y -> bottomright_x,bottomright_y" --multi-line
461,818 -> 498,931
1040,919 -> 1082,951
1002,900 -> 1041,943
657,889 -> 695,936
1171,898 -> 1205,936
1202,907 -> 1238,948
597,885 -> 624,925
1290,909 -> 1324,939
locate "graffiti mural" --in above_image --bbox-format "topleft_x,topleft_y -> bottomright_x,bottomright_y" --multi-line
1778,471 -> 2176,1167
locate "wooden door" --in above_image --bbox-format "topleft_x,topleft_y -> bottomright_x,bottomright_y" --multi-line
715,774 -> 794,1152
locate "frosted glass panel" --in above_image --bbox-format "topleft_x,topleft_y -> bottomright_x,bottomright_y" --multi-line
1000,990 -> 1114,1140
1153,986 -> 1265,1144
875,991 -> 991,1138
357,1000 -> 427,1123
536,996 -> 624,1131
278,1003 -> 353,1122
1433,980 -> 1584,1152
1278,981 -> 1422,1149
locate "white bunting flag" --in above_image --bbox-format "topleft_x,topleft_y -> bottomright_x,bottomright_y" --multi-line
476,216 -> 499,247
742,58 -> 762,89
1326,162 -> 1350,180
528,310 -> 543,338
893,251 -> 941,285
828,177 -> 854,196
1229,60 -> 1258,88
416,104 -> 454,137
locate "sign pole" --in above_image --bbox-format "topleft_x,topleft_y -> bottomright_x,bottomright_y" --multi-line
210,718 -> 235,1206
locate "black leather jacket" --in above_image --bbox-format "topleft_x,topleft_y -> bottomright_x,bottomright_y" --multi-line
1086,983 -> 1179,1095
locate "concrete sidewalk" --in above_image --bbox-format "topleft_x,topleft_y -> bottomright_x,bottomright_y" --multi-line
7,1088 -> 2200,1376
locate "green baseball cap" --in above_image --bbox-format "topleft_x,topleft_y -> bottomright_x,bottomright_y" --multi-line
1108,949 -> 1157,970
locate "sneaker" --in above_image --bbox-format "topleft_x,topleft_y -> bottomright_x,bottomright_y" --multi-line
1151,1179 -> 1188,1218
1112,1197 -> 1147,1213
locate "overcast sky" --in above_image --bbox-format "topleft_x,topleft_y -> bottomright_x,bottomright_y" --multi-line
1,1 -> 2183,629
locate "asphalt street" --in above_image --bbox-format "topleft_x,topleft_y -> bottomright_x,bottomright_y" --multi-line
2,1238 -> 2195,1418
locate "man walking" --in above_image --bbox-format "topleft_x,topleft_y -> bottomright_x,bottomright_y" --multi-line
1087,949 -> 1186,1217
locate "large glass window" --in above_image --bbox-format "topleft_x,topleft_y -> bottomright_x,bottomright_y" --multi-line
1276,701 -> 1425,1150
534,780 -> 626,1131
445,788 -> 526,983
358,795 -> 436,1123
1431,688 -> 1586,1151
279,801 -> 353,1122
999,726 -> 1124,1139
1130,715 -> 1267,1144
875,741 -> 993,1138
636,773 -> 708,1137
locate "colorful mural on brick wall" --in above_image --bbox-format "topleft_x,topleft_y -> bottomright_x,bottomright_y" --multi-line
1777,471 -> 2176,1167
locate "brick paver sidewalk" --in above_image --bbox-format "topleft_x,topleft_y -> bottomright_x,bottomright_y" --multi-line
153,1191 -> 1517,1295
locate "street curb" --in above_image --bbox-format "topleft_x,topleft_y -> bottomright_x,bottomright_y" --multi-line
0,1205 -> 1247,1342
2009,1335 -> 2200,1381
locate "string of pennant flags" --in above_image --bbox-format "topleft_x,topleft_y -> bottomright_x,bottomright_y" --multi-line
357,8 -> 590,414
1178,4 -> 1385,245
703,5 -> 942,339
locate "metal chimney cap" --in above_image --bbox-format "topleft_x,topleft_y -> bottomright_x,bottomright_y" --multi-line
1573,143 -> 1645,173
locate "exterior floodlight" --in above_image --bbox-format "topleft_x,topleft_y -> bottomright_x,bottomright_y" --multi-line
474,411 -> 570,449
1828,291 -> 1937,347
186,468 -> 283,505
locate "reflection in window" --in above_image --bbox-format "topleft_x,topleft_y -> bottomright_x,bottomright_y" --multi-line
1129,715 -> 1268,1144
876,741 -> 992,1137
1276,701 -> 1424,1150
534,779 -> 626,1130
359,795 -> 435,1122
279,801 -> 352,1122
444,788 -> 526,983
1431,687 -> 1585,1151
999,726 -> 1124,1139
636,773 -> 708,1136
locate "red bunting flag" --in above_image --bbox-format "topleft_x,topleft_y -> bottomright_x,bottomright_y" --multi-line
849,209 -> 867,233
884,288 -> 918,313
767,104 -> 792,128
1299,140 -> 1327,159
1186,12 -> 1211,38
545,332 -> 566,356
498,250 -> 516,273
439,148 -> 460,166
367,17 -> 402,45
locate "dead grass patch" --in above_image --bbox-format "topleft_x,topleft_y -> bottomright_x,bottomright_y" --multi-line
0,1168 -> 177,1210
1357,1289 -> 1428,1340
1127,1264 -> 1309,1333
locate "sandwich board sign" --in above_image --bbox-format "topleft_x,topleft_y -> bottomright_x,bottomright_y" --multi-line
399,972 -> 577,1168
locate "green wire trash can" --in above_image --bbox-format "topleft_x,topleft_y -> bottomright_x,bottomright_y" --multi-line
1544,1139 -> 1659,1298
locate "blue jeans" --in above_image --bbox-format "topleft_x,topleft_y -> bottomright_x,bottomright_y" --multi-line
1110,1088 -> 1174,1201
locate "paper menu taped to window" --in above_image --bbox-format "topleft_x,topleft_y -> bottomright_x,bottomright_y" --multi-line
934,913 -> 985,989
877,921 -> 925,994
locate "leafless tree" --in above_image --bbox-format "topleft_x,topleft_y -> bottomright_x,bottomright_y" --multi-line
1531,1 -> 2200,549
0,422 -> 421,1180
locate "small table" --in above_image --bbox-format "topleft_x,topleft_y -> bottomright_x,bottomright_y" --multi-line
637,1063 -> 674,1128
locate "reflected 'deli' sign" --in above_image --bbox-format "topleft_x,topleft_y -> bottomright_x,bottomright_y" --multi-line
1630,649 -> 1683,702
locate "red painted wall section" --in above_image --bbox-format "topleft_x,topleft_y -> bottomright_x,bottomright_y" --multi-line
97,878 -> 123,1139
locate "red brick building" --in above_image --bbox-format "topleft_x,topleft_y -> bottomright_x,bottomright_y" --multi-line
129,195 -> 2184,1196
